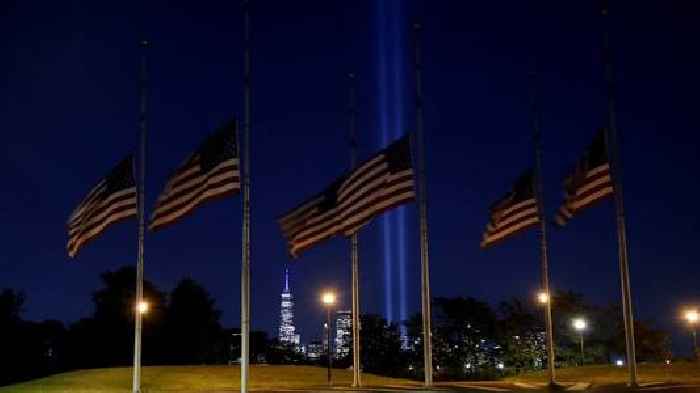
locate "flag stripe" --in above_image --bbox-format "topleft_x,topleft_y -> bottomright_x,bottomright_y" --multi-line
68,203 -> 137,256
280,136 -> 415,257
66,156 -> 136,258
480,169 -> 539,249
150,122 -> 240,231
554,131 -> 613,226
481,215 -> 539,247
151,160 -> 239,218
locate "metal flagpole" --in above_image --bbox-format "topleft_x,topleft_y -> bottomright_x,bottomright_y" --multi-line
601,3 -> 637,387
241,2 -> 252,393
348,72 -> 362,387
132,39 -> 148,393
413,21 -> 433,387
530,71 -> 556,385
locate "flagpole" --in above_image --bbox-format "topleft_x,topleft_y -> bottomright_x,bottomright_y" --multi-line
241,1 -> 252,393
132,39 -> 148,393
413,21 -> 433,387
348,72 -> 362,387
530,71 -> 556,385
602,4 -> 637,387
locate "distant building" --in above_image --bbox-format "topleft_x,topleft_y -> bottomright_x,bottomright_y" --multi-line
306,339 -> 323,361
335,310 -> 352,359
278,267 -> 300,348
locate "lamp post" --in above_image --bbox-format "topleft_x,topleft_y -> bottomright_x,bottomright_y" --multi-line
321,291 -> 336,386
537,291 -> 549,306
572,318 -> 587,366
684,309 -> 698,359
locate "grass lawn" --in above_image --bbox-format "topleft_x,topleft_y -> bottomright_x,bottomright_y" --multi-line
504,361 -> 700,384
0,365 -> 420,393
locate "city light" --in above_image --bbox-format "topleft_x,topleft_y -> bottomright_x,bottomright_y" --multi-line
537,291 -> 549,304
572,318 -> 587,331
321,291 -> 336,306
136,301 -> 149,315
615,359 -> 624,367
685,309 -> 699,324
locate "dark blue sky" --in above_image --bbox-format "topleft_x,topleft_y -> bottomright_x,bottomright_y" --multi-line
2,1 -> 699,355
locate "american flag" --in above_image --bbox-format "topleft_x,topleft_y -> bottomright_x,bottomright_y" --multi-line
554,129 -> 613,226
481,169 -> 540,248
150,121 -> 240,231
67,156 -> 137,258
279,135 -> 415,257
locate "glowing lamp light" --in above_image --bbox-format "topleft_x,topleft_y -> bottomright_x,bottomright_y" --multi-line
685,309 -> 699,324
615,359 -> 624,367
136,301 -> 149,315
497,363 -> 505,370
572,318 -> 587,331
537,291 -> 550,304
321,292 -> 336,306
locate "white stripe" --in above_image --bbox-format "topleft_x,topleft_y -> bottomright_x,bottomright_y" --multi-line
340,154 -> 385,193
575,173 -> 612,198
571,186 -> 613,210
586,163 -> 609,178
497,198 -> 537,220
279,196 -> 324,228
68,207 -> 137,257
150,181 -> 238,229
69,188 -> 137,234
155,159 -> 238,209
153,166 -> 239,216
491,205 -> 538,230
482,216 -> 539,245
342,189 -> 415,235
68,181 -> 107,224
338,161 -> 388,200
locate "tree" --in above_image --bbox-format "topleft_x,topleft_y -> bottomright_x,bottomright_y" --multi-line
163,277 -> 222,364
432,297 -> 497,379
497,298 -> 545,373
0,290 -> 68,386
360,314 -> 405,376
81,266 -> 167,367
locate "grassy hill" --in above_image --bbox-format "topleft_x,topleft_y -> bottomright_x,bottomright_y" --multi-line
504,361 -> 700,384
0,365 -> 419,393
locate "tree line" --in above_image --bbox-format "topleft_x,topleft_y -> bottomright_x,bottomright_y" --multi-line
0,265 -> 671,386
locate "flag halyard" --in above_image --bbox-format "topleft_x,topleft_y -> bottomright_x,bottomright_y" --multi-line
67,156 -> 137,258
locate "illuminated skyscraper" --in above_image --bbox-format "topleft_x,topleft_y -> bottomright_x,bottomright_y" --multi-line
278,267 -> 300,347
335,310 -> 352,359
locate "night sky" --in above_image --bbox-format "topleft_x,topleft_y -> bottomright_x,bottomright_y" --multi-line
2,1 -> 699,355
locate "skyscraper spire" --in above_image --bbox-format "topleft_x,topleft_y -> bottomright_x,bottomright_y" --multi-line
284,266 -> 289,293
279,266 -> 300,348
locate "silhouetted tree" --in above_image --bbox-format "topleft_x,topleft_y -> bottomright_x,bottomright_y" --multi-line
72,266 -> 167,367
164,277 -> 222,364
497,298 -> 545,373
360,314 -> 405,376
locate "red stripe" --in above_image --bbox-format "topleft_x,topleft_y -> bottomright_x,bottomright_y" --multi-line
151,176 -> 240,226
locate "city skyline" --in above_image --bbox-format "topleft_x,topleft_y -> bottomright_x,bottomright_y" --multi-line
2,0 -> 699,358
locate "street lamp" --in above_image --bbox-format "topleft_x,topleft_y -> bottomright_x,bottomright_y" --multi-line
321,291 -> 336,386
136,300 -> 149,315
537,291 -> 549,305
684,309 -> 698,358
572,318 -> 587,366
